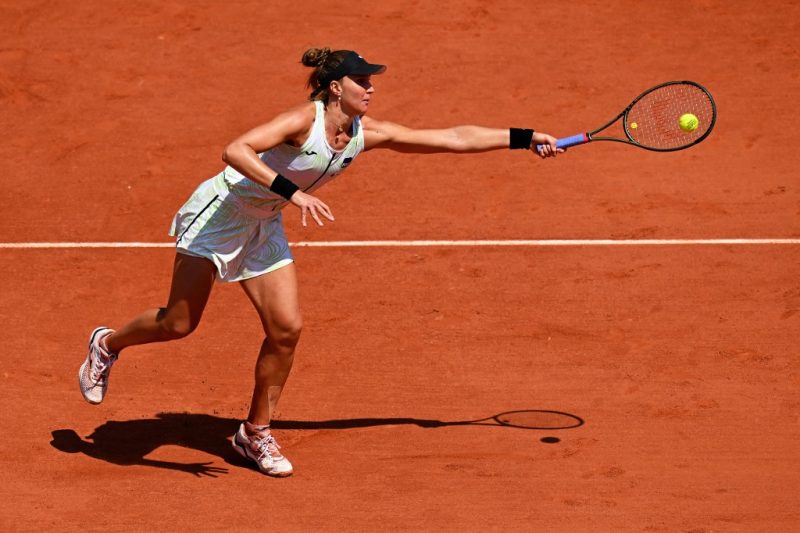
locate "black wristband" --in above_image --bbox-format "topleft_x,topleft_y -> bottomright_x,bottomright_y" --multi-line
510,128 -> 534,150
270,174 -> 300,200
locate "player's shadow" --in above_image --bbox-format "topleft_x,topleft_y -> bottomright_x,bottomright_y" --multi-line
50,413 -> 238,478
50,410 -> 583,477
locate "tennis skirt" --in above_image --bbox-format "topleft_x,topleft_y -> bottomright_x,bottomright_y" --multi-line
168,176 -> 293,282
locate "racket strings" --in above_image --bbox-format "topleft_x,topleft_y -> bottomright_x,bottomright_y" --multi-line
626,83 -> 715,150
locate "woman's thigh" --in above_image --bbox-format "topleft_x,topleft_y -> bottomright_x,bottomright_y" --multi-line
239,262 -> 302,336
161,252 -> 218,331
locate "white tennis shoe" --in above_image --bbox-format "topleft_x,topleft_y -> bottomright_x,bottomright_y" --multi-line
78,327 -> 117,404
232,423 -> 293,477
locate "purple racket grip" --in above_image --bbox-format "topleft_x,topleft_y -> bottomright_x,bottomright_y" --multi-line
536,133 -> 589,152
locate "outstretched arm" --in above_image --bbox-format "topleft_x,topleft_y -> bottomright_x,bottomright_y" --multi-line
361,117 -> 562,158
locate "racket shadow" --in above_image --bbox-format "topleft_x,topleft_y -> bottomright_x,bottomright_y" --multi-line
272,409 -> 585,431
50,409 -> 583,476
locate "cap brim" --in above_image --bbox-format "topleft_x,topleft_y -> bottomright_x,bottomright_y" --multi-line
351,64 -> 386,76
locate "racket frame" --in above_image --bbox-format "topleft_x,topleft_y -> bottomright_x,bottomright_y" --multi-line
545,80 -> 717,152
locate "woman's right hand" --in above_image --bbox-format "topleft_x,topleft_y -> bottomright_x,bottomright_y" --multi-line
290,191 -> 335,227
531,132 -> 563,158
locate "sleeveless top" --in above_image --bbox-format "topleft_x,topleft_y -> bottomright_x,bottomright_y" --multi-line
215,100 -> 365,219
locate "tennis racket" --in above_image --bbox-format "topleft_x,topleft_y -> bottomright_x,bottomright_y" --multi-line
538,80 -> 717,152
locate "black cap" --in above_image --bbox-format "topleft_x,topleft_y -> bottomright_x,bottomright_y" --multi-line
320,51 -> 386,85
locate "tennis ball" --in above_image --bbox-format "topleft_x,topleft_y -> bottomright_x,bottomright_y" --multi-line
679,113 -> 699,132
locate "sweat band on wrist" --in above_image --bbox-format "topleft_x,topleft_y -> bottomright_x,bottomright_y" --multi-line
270,174 -> 300,200
510,128 -> 534,150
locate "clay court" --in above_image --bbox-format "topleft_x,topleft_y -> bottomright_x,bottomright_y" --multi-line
2,1 -> 799,531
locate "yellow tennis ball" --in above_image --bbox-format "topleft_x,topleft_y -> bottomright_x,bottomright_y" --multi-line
679,113 -> 699,132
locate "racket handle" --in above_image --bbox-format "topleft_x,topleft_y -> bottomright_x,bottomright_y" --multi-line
536,133 -> 590,152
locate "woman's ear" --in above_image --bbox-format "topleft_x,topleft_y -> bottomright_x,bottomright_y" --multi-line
329,80 -> 343,98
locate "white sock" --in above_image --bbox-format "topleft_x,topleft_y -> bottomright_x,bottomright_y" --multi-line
245,421 -> 270,436
100,331 -> 117,359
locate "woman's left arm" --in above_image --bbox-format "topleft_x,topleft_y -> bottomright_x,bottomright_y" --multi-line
361,117 -> 562,158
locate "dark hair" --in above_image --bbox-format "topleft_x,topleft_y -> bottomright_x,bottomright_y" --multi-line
301,47 -> 350,102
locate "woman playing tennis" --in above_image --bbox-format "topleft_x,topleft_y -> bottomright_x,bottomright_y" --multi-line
78,47 -> 563,477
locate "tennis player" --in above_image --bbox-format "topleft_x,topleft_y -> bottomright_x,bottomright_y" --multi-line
79,47 -> 563,477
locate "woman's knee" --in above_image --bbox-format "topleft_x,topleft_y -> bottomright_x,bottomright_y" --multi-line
268,316 -> 303,348
156,307 -> 199,340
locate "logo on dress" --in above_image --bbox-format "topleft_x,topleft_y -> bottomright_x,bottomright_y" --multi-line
341,157 -> 353,168
304,150 -> 317,156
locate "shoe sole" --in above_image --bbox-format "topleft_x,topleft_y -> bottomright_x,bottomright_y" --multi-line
231,436 -> 293,477
78,327 -> 109,405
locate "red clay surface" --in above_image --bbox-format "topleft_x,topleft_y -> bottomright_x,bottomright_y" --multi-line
2,1 -> 799,531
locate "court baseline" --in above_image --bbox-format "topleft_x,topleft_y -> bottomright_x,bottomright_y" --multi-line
1,238 -> 798,249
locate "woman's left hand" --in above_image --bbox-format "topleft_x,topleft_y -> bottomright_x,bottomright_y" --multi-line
290,190 -> 335,227
531,132 -> 564,158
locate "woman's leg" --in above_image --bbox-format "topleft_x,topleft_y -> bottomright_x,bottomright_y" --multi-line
239,263 -> 302,427
106,253 -> 218,354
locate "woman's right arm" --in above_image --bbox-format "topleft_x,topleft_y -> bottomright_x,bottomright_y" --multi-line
222,104 -> 335,227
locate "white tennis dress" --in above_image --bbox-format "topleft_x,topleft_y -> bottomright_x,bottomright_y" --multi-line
169,101 -> 365,281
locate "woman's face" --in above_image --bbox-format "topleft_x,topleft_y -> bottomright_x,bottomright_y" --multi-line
339,75 -> 374,115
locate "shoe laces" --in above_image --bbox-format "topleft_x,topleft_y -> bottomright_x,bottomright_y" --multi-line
252,433 -> 282,462
90,351 -> 117,383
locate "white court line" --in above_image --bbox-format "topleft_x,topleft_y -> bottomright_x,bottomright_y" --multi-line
0,239 -> 799,249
